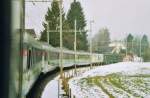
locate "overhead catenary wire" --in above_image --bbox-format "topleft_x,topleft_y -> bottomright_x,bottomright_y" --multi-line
25,0 -> 54,2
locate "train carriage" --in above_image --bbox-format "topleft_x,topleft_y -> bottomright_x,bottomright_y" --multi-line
22,33 -> 46,96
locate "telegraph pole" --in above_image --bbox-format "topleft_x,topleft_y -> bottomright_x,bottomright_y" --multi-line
74,19 -> 77,76
47,21 -> 50,44
47,21 -> 50,63
90,20 -> 94,69
132,39 -> 133,53
59,0 -> 63,79
140,38 -> 142,57
126,33 -> 128,56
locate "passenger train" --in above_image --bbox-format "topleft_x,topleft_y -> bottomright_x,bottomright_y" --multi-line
21,32 -> 103,98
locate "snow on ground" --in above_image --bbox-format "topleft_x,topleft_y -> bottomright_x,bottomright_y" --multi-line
82,62 -> 150,77
41,76 -> 59,98
69,62 -> 150,98
41,67 -> 90,98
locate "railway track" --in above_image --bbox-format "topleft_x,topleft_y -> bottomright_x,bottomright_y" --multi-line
26,67 -> 60,98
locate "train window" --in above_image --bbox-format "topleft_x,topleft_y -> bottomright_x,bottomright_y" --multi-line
31,48 -> 34,67
26,47 -> 44,68
32,48 -> 36,66
32,48 -> 35,66
27,49 -> 31,69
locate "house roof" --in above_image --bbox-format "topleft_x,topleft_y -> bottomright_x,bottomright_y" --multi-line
25,29 -> 36,38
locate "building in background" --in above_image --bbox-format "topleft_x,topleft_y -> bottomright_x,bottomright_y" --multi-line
25,29 -> 37,39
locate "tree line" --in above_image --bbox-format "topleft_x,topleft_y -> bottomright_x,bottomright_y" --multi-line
92,28 -> 150,62
126,33 -> 150,61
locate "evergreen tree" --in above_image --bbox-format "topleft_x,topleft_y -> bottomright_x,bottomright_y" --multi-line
141,34 -> 149,52
126,34 -> 134,53
40,0 -> 68,47
141,34 -> 149,61
67,0 -> 88,50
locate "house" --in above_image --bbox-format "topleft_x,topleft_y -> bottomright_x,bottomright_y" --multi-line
133,55 -> 143,62
123,53 -> 143,62
25,29 -> 37,38
123,54 -> 133,62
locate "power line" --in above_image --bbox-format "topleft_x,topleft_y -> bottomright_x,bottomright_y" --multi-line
25,0 -> 53,2
47,30 -> 88,32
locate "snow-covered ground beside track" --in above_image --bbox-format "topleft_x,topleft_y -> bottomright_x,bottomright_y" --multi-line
41,76 -> 59,98
69,62 -> 150,98
41,67 -> 90,98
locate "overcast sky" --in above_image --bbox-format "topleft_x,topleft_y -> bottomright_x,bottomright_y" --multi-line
25,0 -> 150,40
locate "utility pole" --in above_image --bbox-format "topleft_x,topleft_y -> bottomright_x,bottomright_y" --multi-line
74,19 -> 77,76
132,39 -> 133,53
47,21 -> 50,44
59,0 -> 63,79
90,20 -> 94,69
126,33 -> 128,56
47,21 -> 50,64
140,38 -> 141,57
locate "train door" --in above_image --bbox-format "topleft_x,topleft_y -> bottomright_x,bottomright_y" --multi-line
42,51 -> 45,72
27,49 -> 31,69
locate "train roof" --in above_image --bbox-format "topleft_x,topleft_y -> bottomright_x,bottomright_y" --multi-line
23,33 -> 102,55
23,32 -> 43,49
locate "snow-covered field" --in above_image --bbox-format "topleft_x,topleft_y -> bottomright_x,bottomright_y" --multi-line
41,67 -> 90,98
69,62 -> 150,98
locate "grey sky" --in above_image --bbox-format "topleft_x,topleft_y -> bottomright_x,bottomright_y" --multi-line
25,0 -> 150,40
